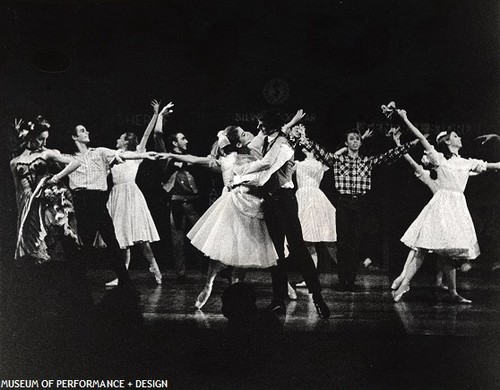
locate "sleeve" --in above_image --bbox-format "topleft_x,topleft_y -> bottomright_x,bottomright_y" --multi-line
299,138 -> 337,168
233,139 -> 293,176
468,158 -> 487,174
370,142 -> 414,167
420,146 -> 442,167
234,144 -> 294,187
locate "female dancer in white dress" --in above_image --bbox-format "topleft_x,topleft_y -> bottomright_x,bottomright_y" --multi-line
293,146 -> 337,288
106,101 -> 169,286
390,108 -> 500,303
161,126 -> 279,309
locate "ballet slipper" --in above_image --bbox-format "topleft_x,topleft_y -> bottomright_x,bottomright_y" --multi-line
287,283 -> 297,300
195,285 -> 213,309
295,281 -> 307,288
391,275 -> 404,290
392,283 -> 410,302
149,261 -> 162,285
445,293 -> 472,304
106,278 -> 119,287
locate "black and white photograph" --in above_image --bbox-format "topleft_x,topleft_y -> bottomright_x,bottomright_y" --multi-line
0,1 -> 499,389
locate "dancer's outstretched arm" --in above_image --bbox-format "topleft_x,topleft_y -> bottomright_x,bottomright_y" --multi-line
396,110 -> 433,153
137,100 -> 161,153
392,129 -> 421,172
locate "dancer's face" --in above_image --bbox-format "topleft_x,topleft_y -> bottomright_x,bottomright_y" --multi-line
237,128 -> 254,147
446,132 -> 462,149
28,131 -> 49,151
175,133 -> 188,152
73,125 -> 90,144
345,132 -> 361,151
116,134 -> 127,149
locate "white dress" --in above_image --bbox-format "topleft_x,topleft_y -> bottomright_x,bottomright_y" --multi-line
187,153 -> 278,268
107,160 -> 160,249
401,150 -> 486,259
295,159 -> 337,242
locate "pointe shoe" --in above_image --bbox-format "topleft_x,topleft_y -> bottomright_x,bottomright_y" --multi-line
149,265 -> 162,285
106,278 -> 119,287
446,293 -> 472,304
392,284 -> 410,302
195,286 -> 212,309
287,284 -> 297,300
295,281 -> 307,288
391,276 -> 404,290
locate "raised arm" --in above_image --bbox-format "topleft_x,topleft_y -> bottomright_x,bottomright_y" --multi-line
282,109 -> 306,131
396,110 -> 433,153
44,150 -> 81,183
137,100 -> 161,153
392,129 -> 421,172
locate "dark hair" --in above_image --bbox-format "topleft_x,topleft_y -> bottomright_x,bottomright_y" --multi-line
257,108 -> 285,131
123,132 -> 138,151
344,128 -> 362,142
167,132 -> 182,152
24,115 -> 50,141
429,130 -> 455,180
222,126 -> 242,154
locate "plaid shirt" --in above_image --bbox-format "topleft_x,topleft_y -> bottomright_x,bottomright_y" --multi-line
302,139 -> 413,195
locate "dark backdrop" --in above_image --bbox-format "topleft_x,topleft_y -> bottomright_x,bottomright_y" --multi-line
1,0 -> 498,270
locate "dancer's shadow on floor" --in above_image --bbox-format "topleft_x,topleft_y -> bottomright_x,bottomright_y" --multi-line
91,286 -> 146,376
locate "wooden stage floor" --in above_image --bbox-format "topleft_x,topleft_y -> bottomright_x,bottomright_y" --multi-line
2,267 -> 500,389
90,268 -> 500,337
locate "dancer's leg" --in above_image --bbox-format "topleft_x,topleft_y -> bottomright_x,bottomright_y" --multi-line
106,248 -> 131,287
442,259 -> 471,303
392,249 -> 416,290
139,242 -> 162,284
195,260 -> 226,309
435,256 -> 448,290
297,243 -> 317,288
392,249 -> 425,302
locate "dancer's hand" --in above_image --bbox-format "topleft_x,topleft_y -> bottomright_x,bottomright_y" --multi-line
159,102 -> 174,117
151,99 -> 161,114
475,134 -> 500,145
14,118 -> 23,131
362,128 -> 373,139
391,129 -> 402,146
157,152 -> 172,159
396,109 -> 407,119
291,109 -> 306,124
144,151 -> 158,160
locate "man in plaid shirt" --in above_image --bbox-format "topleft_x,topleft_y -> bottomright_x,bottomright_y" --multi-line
302,129 -> 415,291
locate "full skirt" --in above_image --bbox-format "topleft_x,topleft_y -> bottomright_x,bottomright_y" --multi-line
296,187 -> 337,242
187,190 -> 277,268
401,190 -> 480,259
107,182 -> 160,248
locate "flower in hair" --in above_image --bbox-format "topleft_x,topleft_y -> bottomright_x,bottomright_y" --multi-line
381,101 -> 397,119
436,131 -> 448,144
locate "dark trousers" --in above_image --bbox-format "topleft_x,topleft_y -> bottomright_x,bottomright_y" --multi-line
336,195 -> 367,287
72,190 -> 131,285
170,199 -> 201,276
264,189 -> 321,301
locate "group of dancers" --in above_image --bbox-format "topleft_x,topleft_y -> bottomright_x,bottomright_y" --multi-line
9,99 -> 500,321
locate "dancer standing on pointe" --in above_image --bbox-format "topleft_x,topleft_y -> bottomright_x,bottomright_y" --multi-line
388,107 -> 500,303
160,126 -> 278,309
234,109 -> 330,319
105,100 -> 170,286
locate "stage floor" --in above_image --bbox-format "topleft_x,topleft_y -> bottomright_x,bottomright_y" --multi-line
89,267 -> 500,337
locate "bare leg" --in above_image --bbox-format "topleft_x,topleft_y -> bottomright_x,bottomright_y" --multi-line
435,256 -> 448,290
392,249 -> 416,290
442,259 -> 471,304
195,260 -> 226,309
392,249 -> 425,302
106,248 -> 131,286
139,242 -> 162,284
